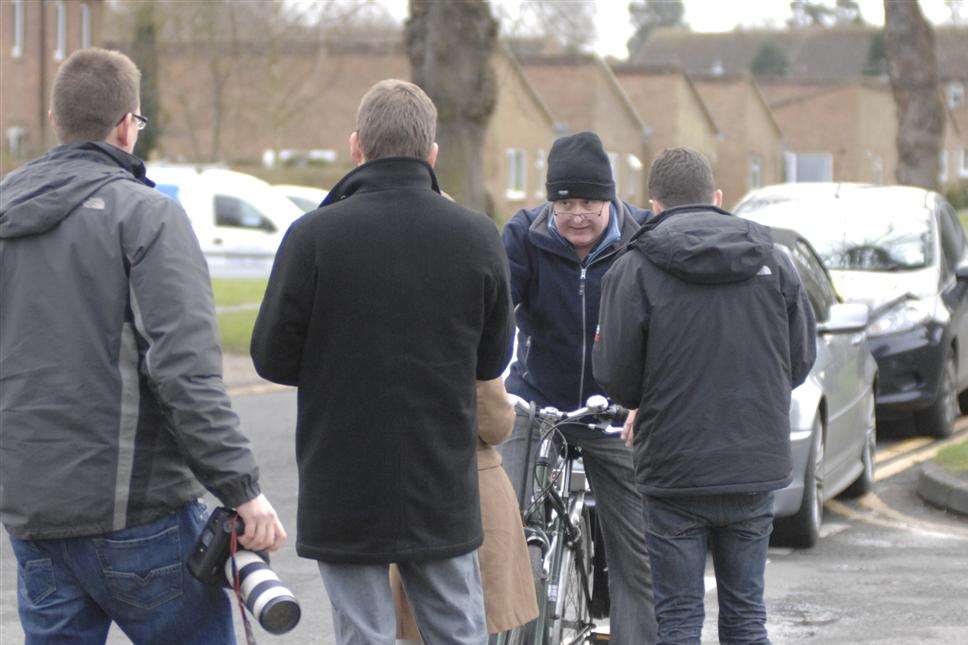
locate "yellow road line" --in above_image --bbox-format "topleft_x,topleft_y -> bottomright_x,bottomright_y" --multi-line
827,494 -> 968,541
874,437 -> 933,464
874,428 -> 968,482
226,382 -> 291,398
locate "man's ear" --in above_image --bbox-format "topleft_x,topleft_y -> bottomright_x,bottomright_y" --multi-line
425,142 -> 438,168
713,189 -> 724,209
114,113 -> 135,150
349,131 -> 365,166
649,198 -> 664,215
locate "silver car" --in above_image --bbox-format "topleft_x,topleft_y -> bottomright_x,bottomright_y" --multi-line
768,229 -> 879,548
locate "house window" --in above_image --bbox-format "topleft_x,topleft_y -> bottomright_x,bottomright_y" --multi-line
627,154 -> 643,199
961,148 -> 968,178
11,0 -> 24,58
940,149 -> 948,183
81,3 -> 92,48
54,1 -> 67,60
748,155 -> 763,190
607,152 -> 620,197
949,82 -> 965,110
788,153 -> 833,182
534,149 -> 546,199
6,126 -> 26,157
506,149 -> 526,200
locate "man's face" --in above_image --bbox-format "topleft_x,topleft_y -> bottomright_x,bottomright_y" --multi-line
553,199 -> 610,253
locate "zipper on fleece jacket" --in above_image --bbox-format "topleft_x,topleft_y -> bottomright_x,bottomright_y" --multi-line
578,266 -> 588,407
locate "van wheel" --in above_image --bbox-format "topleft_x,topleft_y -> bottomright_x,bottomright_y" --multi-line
773,415 -> 823,549
916,353 -> 958,438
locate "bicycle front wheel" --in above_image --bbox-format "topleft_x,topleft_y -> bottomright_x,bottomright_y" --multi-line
549,523 -> 594,643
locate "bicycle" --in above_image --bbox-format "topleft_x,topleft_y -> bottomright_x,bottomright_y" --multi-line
499,395 -> 628,645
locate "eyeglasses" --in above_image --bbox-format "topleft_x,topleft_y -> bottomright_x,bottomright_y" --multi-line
118,112 -> 149,130
553,200 -> 606,222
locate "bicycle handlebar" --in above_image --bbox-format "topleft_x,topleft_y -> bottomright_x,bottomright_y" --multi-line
508,394 -> 628,433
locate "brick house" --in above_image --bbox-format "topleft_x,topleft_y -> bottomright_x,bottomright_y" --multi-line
519,54 -> 652,204
691,74 -> 785,207
152,42 -> 557,221
1,0 -> 102,171
763,79 -> 966,189
610,63 -> 720,175
632,25 -> 968,191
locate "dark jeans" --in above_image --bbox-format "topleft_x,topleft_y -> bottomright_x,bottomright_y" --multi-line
8,501 -> 234,645
642,492 -> 774,645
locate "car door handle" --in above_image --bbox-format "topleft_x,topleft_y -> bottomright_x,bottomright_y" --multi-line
213,238 -> 223,246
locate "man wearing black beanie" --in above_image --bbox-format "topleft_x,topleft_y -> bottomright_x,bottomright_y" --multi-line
500,131 -> 658,643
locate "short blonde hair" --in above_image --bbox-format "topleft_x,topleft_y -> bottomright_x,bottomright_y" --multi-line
51,48 -> 141,143
356,79 -> 437,160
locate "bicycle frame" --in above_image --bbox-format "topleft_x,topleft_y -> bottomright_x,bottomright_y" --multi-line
525,425 -> 596,645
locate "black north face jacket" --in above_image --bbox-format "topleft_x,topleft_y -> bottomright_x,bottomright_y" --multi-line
592,205 -> 816,496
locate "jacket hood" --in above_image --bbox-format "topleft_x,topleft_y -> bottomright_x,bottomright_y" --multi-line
631,204 -> 774,284
0,142 -> 150,240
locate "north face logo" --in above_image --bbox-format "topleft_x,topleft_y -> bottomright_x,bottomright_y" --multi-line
82,197 -> 106,210
757,265 -> 773,276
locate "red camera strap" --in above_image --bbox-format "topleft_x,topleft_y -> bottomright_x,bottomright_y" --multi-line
230,518 -> 258,645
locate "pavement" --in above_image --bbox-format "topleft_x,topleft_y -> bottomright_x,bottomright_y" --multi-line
3,357 -> 968,644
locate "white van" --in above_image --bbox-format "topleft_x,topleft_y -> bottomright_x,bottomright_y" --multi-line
149,165 -> 303,277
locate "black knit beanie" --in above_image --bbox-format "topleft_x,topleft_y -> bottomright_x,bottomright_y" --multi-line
545,131 -> 615,202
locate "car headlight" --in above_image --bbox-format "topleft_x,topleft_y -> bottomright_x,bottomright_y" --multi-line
867,301 -> 932,337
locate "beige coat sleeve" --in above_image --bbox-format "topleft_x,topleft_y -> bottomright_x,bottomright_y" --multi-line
476,378 -> 514,446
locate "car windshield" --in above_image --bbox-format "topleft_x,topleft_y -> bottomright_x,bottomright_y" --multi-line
736,195 -> 934,271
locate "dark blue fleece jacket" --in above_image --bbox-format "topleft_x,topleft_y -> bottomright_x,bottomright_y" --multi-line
502,200 -> 650,410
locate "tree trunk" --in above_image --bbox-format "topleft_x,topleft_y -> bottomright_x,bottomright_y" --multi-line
406,0 -> 497,215
884,0 -> 944,190
131,1 -> 161,160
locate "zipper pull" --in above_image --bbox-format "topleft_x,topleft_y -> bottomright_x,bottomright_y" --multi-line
579,267 -> 587,295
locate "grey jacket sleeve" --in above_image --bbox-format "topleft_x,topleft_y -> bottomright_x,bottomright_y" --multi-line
592,253 -> 651,410
777,252 -> 818,388
122,193 -> 260,508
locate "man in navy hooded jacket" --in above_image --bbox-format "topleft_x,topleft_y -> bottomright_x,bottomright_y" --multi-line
500,132 -> 657,643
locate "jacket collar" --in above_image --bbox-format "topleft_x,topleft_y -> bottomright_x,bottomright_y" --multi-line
629,203 -> 732,244
52,141 -> 154,187
322,157 -> 440,206
528,200 -> 642,265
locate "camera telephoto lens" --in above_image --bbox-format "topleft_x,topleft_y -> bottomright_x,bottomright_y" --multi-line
226,550 -> 301,634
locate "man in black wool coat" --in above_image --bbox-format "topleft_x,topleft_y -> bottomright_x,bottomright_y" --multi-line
251,79 -> 514,645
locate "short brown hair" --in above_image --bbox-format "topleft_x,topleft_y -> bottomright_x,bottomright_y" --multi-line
648,148 -> 716,208
356,79 -> 437,160
51,48 -> 141,143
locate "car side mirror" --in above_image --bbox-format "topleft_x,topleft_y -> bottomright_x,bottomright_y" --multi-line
818,303 -> 869,335
956,264 -> 968,282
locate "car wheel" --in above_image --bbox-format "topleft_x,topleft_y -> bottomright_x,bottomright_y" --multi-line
915,352 -> 958,438
773,415 -> 823,549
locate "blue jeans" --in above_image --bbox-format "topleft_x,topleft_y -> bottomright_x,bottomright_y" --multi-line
8,501 -> 235,645
499,409 -> 657,645
642,492 -> 774,645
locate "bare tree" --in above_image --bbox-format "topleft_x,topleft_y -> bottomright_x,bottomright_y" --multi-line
406,0 -> 497,214
884,0 -> 944,190
498,1 -> 597,55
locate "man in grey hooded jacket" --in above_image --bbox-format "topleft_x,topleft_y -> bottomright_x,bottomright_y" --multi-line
0,48 -> 284,643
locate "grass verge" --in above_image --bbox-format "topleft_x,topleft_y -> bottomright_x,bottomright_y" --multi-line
217,309 -> 259,355
212,278 -> 268,308
934,436 -> 968,481
212,278 -> 267,354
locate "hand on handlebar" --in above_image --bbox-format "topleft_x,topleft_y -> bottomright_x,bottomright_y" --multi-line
622,409 -> 637,449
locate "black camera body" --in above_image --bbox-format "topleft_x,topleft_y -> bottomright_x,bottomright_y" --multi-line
188,506 -> 300,635
188,506 -> 264,587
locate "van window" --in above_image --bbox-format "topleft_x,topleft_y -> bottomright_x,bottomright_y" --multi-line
156,184 -> 180,201
214,195 -> 277,232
